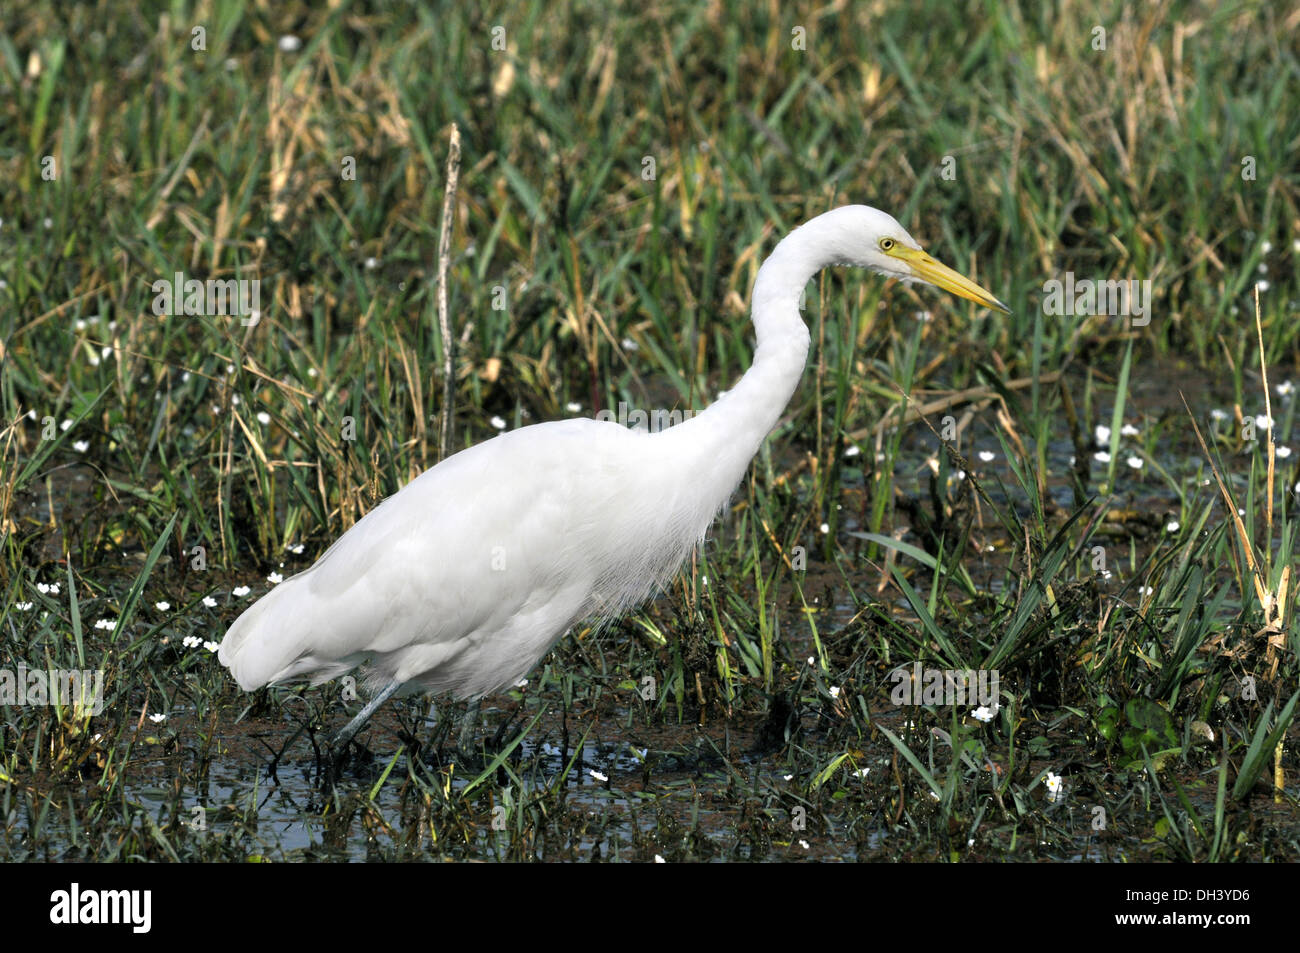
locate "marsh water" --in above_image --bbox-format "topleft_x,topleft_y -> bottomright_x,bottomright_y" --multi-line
4,365 -> 1297,862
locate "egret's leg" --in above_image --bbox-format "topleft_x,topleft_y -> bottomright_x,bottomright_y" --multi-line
456,698 -> 483,756
330,680 -> 402,750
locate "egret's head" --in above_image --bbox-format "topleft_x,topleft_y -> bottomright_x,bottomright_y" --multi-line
832,205 -> 1011,314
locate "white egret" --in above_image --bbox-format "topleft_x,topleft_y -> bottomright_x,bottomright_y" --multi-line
219,205 -> 1009,751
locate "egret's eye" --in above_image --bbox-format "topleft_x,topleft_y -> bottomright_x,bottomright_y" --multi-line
879,238 -> 895,251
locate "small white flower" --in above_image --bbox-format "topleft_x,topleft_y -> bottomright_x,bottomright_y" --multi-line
1165,521 -> 1180,532
1139,585 -> 1154,597
819,522 -> 830,534
202,596 -> 218,608
971,706 -> 996,723
364,256 -> 379,270
1045,770 -> 1064,803
1255,415 -> 1273,431
799,840 -> 810,849
783,774 -> 794,781
1094,424 -> 1111,444
36,583 -> 51,594
977,450 -> 995,462
1261,240 -> 1273,254
654,855 -> 665,863
183,635 -> 201,648
1094,451 -> 1111,463
60,419 -> 72,431
256,411 -> 271,425
1126,455 -> 1143,470
566,401 -> 582,413
1256,280 -> 1270,293
490,415 -> 506,430
154,601 -> 170,611
1277,446 -> 1292,459
589,769 -> 608,782
277,34 -> 302,52
94,618 -> 117,631
1120,423 -> 1140,437
513,678 -> 528,688
14,602 -> 33,611
621,337 -> 639,352
232,585 -> 251,597
1277,381 -> 1294,398
203,641 -> 220,653
844,444 -> 861,458
1210,408 -> 1229,422
807,656 -> 816,666
851,767 -> 869,778
267,572 -> 284,584
43,217 -> 53,229
72,439 -> 89,453
828,686 -> 841,699
149,713 -> 166,723
307,367 -> 318,378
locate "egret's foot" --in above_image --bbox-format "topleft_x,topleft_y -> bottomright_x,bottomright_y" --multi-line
318,738 -> 358,787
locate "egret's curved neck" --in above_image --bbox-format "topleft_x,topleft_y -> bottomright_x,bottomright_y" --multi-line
662,218 -> 830,487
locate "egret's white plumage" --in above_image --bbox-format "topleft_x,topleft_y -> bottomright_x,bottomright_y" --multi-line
219,205 -> 1007,742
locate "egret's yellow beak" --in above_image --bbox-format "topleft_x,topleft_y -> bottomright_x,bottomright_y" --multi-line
889,245 -> 1011,314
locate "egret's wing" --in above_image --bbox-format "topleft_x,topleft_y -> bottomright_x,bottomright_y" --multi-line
218,420 -> 617,692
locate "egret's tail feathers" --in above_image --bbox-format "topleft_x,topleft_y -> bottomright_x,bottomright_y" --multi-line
218,577 -> 362,690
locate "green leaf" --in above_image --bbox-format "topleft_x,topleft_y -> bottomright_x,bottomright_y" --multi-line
1095,706 -> 1120,742
876,724 -> 941,798
1232,687 -> 1300,801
